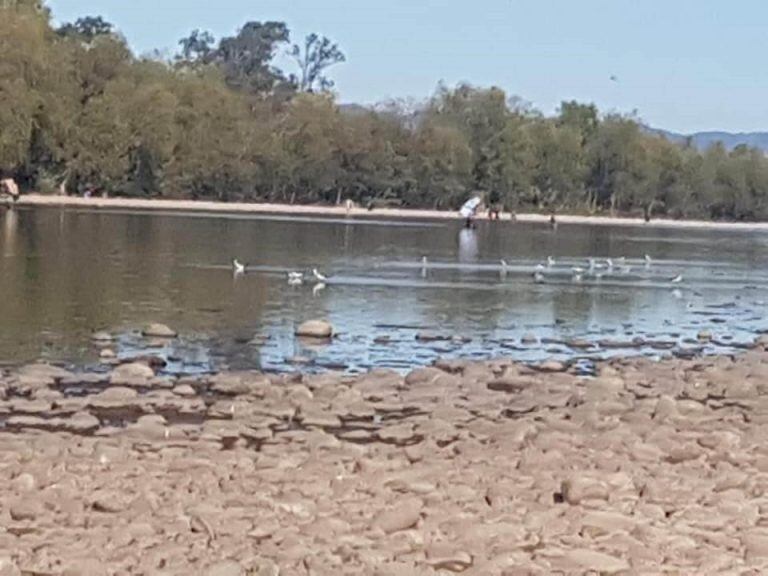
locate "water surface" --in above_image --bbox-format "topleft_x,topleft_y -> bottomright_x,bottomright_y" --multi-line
1,206 -> 766,374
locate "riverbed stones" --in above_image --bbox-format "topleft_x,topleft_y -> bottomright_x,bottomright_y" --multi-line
0,558 -> 20,576
64,411 -> 100,434
372,498 -> 423,533
295,319 -> 333,338
99,348 -> 116,360
563,549 -> 629,574
109,362 -> 154,386
141,323 -> 177,338
698,330 -> 714,342
521,333 -> 538,345
172,384 -> 196,397
560,475 -> 610,505
210,372 -> 269,396
205,561 -> 244,576
91,330 -> 114,343
1,351 -> 768,571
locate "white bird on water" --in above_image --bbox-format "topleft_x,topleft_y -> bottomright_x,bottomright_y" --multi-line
547,256 -> 555,268
671,274 -> 684,284
645,254 -> 653,265
499,259 -> 508,278
287,271 -> 304,286
232,259 -> 245,274
533,271 -> 545,284
313,268 -> 328,282
605,258 -> 614,269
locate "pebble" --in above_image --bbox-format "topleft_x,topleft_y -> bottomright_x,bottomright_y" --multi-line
90,331 -> 114,343
172,384 -> 197,397
205,561 -> 244,576
372,499 -> 423,533
564,549 -> 629,574
0,558 -> 20,576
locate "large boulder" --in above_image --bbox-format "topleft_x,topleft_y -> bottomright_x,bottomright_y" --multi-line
141,323 -> 177,338
295,319 -> 333,339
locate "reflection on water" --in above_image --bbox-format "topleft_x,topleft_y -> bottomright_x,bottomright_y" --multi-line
458,228 -> 478,262
2,207 -> 17,258
0,206 -> 767,373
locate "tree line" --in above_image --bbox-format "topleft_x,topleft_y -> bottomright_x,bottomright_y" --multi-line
2,0 -> 768,220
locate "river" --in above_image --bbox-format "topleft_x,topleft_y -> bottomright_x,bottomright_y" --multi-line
1,206 -> 766,374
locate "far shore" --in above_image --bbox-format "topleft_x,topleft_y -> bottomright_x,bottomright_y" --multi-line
12,192 -> 768,231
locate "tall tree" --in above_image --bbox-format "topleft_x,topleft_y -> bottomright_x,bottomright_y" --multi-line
213,21 -> 291,95
291,33 -> 345,93
177,29 -> 215,65
56,16 -> 114,42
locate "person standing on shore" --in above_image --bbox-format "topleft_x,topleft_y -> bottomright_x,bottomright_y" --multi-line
459,195 -> 483,228
0,178 -> 20,203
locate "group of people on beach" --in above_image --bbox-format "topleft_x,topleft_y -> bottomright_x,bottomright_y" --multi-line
459,192 -> 560,230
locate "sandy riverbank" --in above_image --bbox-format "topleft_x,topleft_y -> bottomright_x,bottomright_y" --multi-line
14,193 -> 768,231
2,339 -> 768,574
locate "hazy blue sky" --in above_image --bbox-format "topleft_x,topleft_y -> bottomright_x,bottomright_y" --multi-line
47,0 -> 768,133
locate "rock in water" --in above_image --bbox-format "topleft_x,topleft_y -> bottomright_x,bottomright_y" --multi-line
141,323 -> 177,338
295,319 -> 333,338
90,331 -> 114,343
697,330 -> 713,342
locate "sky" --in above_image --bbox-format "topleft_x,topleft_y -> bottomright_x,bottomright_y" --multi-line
46,0 -> 768,134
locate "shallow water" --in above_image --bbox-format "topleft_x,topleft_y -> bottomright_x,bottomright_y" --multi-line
1,206 -> 767,374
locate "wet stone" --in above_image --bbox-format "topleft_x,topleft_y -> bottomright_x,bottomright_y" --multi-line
141,323 -> 177,338
295,319 -> 333,338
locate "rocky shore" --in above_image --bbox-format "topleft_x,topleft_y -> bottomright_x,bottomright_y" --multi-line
3,339 -> 768,574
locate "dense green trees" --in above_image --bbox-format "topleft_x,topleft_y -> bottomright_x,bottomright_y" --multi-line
2,1 -> 768,220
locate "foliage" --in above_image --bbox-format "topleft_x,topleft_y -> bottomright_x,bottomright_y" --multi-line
291,33 -> 345,93
2,2 -> 768,220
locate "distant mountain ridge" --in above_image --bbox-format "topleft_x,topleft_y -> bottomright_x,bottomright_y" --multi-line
647,127 -> 768,152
